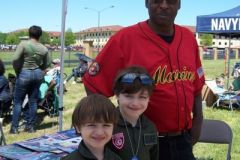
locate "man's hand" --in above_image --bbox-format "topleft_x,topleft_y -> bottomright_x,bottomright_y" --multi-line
190,94 -> 203,145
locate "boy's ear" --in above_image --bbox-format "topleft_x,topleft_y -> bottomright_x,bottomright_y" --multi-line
74,126 -> 81,135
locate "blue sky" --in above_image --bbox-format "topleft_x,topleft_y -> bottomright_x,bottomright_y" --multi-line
1,0 -> 239,33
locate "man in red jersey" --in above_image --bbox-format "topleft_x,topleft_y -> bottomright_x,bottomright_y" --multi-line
83,0 -> 205,159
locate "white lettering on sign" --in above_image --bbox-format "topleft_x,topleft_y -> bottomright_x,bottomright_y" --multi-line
211,18 -> 240,31
231,18 -> 238,30
218,19 -> 225,30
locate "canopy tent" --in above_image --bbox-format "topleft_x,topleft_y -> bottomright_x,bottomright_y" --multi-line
196,6 -> 240,88
197,5 -> 240,34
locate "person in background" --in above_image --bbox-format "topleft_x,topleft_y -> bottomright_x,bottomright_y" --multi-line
213,76 -> 225,95
61,94 -> 121,160
83,0 -> 205,159
46,58 -> 61,82
215,75 -> 224,89
47,58 -> 67,93
230,68 -> 240,91
10,25 -> 50,134
0,59 -> 12,116
38,69 -> 59,116
109,66 -> 158,160
64,57 -> 88,84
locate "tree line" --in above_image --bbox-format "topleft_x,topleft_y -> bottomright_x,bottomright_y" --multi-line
0,28 -> 76,47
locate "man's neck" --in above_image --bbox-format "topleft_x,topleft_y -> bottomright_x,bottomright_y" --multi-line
30,38 -> 38,43
147,20 -> 174,36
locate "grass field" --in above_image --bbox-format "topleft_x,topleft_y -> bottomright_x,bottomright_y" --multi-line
1,52 -> 240,159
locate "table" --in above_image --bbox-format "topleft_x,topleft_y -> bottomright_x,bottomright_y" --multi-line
0,129 -> 81,160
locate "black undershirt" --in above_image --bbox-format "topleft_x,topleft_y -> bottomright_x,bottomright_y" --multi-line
158,34 -> 174,43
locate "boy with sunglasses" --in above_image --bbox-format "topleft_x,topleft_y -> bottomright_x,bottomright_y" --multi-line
108,66 -> 159,160
61,94 -> 121,160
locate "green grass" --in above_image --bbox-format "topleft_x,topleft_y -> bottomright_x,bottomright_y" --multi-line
194,108 -> 240,160
190,59 -> 240,160
203,59 -> 239,79
1,52 -> 240,159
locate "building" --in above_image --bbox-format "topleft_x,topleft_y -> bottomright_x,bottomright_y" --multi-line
75,25 -> 123,51
75,25 -> 239,50
75,24 -> 240,60
10,25 -> 240,55
196,33 -> 240,49
48,31 -> 61,42
179,26 -> 240,49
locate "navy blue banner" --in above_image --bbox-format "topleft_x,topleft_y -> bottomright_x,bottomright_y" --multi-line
197,17 -> 240,33
196,5 -> 240,33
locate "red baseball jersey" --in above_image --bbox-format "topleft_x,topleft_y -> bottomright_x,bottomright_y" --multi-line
83,21 -> 205,132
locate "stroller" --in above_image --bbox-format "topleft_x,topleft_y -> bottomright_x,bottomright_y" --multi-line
65,53 -> 92,83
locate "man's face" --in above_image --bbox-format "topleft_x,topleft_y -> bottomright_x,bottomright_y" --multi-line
146,0 -> 179,27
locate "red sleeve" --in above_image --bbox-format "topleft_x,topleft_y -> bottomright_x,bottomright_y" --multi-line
83,36 -> 124,97
193,41 -> 205,96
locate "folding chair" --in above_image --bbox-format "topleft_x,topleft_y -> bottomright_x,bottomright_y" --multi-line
38,91 -> 58,117
213,91 -> 240,110
198,119 -> 232,160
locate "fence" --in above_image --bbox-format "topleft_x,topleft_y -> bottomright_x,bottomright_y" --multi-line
201,48 -> 240,60
1,51 -> 82,69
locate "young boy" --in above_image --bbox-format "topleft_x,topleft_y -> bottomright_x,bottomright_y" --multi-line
61,94 -> 121,160
109,66 -> 159,160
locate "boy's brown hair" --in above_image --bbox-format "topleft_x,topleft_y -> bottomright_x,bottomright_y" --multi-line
72,94 -> 118,130
113,66 -> 154,96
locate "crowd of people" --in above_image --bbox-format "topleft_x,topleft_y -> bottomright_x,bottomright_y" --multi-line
1,0 -> 209,159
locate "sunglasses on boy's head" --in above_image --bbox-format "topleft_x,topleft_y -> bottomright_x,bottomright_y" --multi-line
120,73 -> 153,85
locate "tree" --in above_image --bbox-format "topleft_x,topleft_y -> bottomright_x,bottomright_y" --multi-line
0,32 -> 7,44
65,28 -> 76,46
39,31 -> 50,44
5,33 -> 20,44
16,31 -> 28,38
50,38 -> 60,46
200,34 -> 213,47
